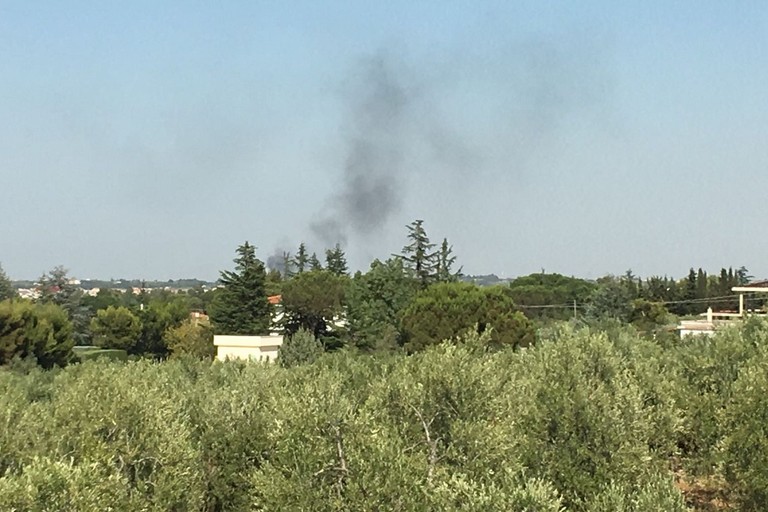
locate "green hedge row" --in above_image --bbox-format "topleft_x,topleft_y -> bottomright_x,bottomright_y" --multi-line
72,346 -> 129,362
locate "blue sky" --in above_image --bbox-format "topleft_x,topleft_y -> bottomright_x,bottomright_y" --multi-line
1,1 -> 766,280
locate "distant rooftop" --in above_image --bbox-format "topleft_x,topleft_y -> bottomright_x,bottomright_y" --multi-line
742,280 -> 768,288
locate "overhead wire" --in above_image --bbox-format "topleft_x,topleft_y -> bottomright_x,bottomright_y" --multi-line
512,293 -> 761,311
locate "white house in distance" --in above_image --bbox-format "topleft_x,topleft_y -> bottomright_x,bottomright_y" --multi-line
213,335 -> 283,362
211,293 -> 347,361
212,294 -> 285,362
677,281 -> 768,337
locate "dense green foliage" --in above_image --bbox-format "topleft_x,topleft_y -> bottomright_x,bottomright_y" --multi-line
90,306 -> 142,351
324,243 -> 349,276
136,294 -> 191,357
163,319 -> 215,360
277,328 -> 324,368
400,282 -> 535,352
400,219 -> 436,288
0,300 -> 74,368
435,238 -> 462,283
721,347 -> 768,510
507,272 -> 596,320
3,226 -> 766,509
4,230 -> 754,366
280,270 -> 347,341
0,264 -> 15,302
346,258 -> 418,351
2,306 -> 768,509
37,266 -> 92,345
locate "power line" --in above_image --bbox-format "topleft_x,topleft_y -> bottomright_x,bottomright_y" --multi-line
659,294 -> 742,305
514,293 -> 759,311
518,303 -> 587,309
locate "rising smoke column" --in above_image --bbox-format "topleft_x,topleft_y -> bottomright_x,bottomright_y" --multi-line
309,38 -> 612,257
311,54 -> 413,246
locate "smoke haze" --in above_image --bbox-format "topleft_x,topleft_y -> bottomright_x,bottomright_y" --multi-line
308,38 -> 612,255
6,2 -> 763,281
311,54 -> 413,246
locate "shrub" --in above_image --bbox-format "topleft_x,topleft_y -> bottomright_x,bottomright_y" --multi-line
5,360 -> 207,510
586,471 -> 688,512
0,300 -> 74,368
720,347 -> 768,510
400,282 -> 535,352
277,329 -> 324,368
508,328 -> 665,508
0,323 -> 736,510
163,319 -> 215,360
670,321 -> 760,467
89,306 -> 141,351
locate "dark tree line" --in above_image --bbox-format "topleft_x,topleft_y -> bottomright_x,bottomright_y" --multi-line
207,220 -> 528,355
0,218 -> 760,369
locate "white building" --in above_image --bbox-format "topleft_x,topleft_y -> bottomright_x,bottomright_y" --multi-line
213,335 -> 283,362
677,281 -> 768,338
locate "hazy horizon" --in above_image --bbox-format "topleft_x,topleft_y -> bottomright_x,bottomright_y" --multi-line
2,2 -> 767,281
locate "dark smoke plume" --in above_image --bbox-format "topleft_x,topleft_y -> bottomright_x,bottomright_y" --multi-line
308,38 -> 611,255
311,54 -> 412,246
266,249 -> 289,274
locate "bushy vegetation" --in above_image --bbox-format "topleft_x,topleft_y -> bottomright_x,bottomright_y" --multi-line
1,226 -> 766,510
1,321 -> 766,510
0,300 -> 74,368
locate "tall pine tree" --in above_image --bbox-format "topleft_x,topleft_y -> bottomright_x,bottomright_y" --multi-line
293,243 -> 309,274
736,266 -> 752,286
325,244 -> 349,276
399,220 -> 436,289
435,238 -> 462,283
281,251 -> 294,280
210,242 -> 271,335
37,266 -> 90,345
309,252 -> 323,271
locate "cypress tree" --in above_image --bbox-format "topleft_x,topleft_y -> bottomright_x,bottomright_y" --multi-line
696,268 -> 708,300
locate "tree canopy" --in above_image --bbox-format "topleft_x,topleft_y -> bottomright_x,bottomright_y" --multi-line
400,219 -> 436,288
0,300 -> 74,368
400,282 -> 535,352
435,238 -> 462,283
325,244 -> 349,276
209,242 -> 271,335
507,272 -> 596,320
36,266 -> 91,345
346,258 -> 417,351
280,270 -> 347,342
90,305 -> 142,351
0,264 -> 15,301
164,318 -> 214,360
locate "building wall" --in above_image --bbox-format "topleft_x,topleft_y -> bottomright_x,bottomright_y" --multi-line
213,335 -> 283,362
677,319 -> 737,338
678,327 -> 716,338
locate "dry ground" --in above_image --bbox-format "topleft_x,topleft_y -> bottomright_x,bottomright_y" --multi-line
674,467 -> 734,511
